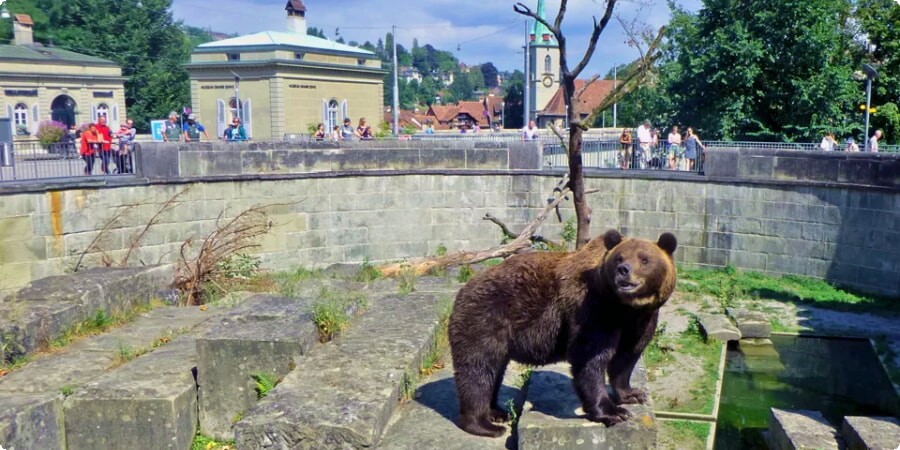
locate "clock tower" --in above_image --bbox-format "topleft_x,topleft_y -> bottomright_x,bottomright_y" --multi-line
528,0 -> 560,121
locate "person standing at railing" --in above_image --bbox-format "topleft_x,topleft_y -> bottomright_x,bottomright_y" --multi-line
868,129 -> 882,152
223,117 -> 247,141
684,127 -> 706,172
80,123 -> 103,175
340,117 -> 356,141
522,120 -> 540,141
330,125 -> 341,141
819,133 -> 836,151
636,120 -> 652,169
314,123 -> 327,141
163,111 -> 182,143
667,126 -> 682,170
845,137 -> 860,152
182,114 -> 210,143
618,128 -> 632,169
116,119 -> 136,174
96,116 -> 114,175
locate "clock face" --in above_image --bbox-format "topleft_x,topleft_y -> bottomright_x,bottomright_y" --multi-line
542,76 -> 553,87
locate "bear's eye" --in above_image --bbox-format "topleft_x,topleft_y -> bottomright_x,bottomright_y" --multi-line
641,257 -> 649,265
615,255 -> 624,264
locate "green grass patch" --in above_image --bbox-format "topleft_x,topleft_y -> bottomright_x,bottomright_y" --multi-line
311,287 -> 369,342
397,266 -> 416,296
456,264 -> 475,283
658,420 -> 711,450
272,266 -> 326,298
482,258 -> 504,267
60,385 -> 76,398
678,265 -> 899,314
191,434 -> 235,450
647,316 -> 723,415
355,257 -> 382,282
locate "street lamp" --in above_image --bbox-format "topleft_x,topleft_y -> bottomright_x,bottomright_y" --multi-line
862,63 -> 878,151
0,8 -> 9,20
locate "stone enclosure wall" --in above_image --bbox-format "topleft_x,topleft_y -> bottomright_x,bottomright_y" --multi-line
0,141 -> 897,297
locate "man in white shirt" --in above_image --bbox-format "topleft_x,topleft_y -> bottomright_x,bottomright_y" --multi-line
522,120 -> 540,140
868,129 -> 882,152
636,120 -> 652,168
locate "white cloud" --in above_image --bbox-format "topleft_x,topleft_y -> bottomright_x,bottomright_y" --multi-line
173,0 -> 702,76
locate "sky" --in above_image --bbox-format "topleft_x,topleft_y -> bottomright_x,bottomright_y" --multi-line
172,0 -> 703,77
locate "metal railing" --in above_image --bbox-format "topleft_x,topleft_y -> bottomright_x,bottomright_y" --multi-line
544,140 -> 704,173
0,140 -> 138,182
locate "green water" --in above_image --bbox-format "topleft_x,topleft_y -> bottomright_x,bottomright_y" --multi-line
714,335 -> 898,449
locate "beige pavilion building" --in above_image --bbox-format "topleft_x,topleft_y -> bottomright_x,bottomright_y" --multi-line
185,0 -> 386,140
1,14 -> 126,138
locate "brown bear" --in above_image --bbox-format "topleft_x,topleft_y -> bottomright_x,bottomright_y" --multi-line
448,229 -> 677,437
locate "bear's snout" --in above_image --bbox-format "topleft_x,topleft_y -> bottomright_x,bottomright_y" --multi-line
617,263 -> 632,276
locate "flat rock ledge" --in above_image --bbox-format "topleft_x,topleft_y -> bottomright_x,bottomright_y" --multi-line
768,408 -> 842,450
234,292 -> 445,449
841,416 -> 900,450
697,313 -> 741,341
517,362 -> 657,450
0,265 -> 173,362
727,308 -> 772,339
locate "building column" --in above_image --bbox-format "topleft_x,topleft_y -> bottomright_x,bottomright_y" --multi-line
269,77 -> 285,139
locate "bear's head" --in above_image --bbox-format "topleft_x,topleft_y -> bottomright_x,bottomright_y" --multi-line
601,229 -> 677,308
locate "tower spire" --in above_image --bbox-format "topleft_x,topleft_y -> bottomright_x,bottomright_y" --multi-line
530,0 -> 555,45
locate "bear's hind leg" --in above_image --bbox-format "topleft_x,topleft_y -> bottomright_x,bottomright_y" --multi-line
455,363 -> 507,437
489,359 -> 511,423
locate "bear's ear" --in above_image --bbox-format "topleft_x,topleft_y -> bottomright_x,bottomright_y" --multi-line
657,233 -> 677,255
603,229 -> 623,250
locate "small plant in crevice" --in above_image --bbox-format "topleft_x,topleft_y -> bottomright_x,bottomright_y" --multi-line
506,398 -> 519,427
397,266 -> 416,296
231,412 -> 244,424
216,253 -> 261,280
560,217 -> 576,249
517,366 -> 534,389
60,385 -> 76,397
251,372 -> 280,399
355,257 -> 382,282
311,288 -> 369,342
191,433 -> 235,450
435,243 -> 448,257
457,264 -> 474,283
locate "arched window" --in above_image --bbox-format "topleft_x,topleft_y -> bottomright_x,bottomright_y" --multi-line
327,99 -> 339,131
13,103 -> 28,134
97,103 -> 108,118
544,55 -> 552,73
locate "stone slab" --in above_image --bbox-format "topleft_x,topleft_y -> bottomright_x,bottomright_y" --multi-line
378,362 -> 530,450
727,308 -> 772,339
697,313 -> 741,341
234,292 -> 445,449
197,304 -> 319,440
768,408 -> 841,450
841,416 -> 900,450
0,394 -> 65,450
517,362 -> 657,450
63,337 -> 199,450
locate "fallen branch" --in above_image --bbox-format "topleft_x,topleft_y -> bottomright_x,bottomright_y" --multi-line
378,185 -> 590,277
482,213 -> 562,249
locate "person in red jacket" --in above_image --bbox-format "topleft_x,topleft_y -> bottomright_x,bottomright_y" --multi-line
95,116 -> 114,174
80,123 -> 104,175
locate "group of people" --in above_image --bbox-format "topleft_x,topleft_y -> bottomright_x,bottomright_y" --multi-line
313,117 -> 374,141
71,115 -> 136,176
820,129 -> 883,152
619,120 -> 705,171
161,111 -> 247,142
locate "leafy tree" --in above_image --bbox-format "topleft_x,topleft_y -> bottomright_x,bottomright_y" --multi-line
449,70 -> 475,101
467,69 -> 485,93
481,62 -> 500,89
0,0 -> 49,42
855,0 -> 900,144
400,79 -> 418,109
306,27 -> 327,39
418,76 -> 439,106
503,70 -> 525,129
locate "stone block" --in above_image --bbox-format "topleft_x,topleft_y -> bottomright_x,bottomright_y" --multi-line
234,292 -> 443,449
517,362 -> 657,450
197,309 -> 318,440
378,362 -> 529,449
841,416 -> 900,450
0,394 -> 65,450
727,308 -> 771,339
509,142 -> 541,170
769,408 -> 841,450
698,313 -> 741,341
63,338 -> 199,450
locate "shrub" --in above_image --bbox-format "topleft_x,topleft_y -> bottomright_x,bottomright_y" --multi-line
35,120 -> 67,147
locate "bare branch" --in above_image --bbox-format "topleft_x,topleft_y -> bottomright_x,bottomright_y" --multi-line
514,2 -> 560,36
571,0 -> 618,79
554,0 -> 568,33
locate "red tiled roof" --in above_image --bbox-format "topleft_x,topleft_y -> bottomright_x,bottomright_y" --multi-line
458,101 -> 487,124
14,14 -> 33,26
540,79 -> 615,117
285,0 -> 307,12
427,105 -> 459,123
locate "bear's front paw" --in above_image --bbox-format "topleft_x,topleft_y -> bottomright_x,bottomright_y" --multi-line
585,405 -> 631,426
616,388 -> 648,405
490,407 -> 511,423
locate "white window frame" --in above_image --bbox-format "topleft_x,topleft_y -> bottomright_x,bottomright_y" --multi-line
13,103 -> 28,130
544,55 -> 551,73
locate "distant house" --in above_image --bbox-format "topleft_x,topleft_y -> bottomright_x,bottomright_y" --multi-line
185,0 -> 386,140
536,79 -> 615,129
423,95 -> 502,131
399,66 -> 422,84
0,14 -> 127,138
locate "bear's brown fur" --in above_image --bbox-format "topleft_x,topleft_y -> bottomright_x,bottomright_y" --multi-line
448,229 -> 677,437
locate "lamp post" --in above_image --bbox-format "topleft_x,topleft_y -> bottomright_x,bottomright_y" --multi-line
392,25 -> 399,136
231,71 -> 241,124
501,101 -> 505,130
862,63 -> 878,151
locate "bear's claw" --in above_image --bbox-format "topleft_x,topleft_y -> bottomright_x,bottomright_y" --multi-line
585,405 -> 631,426
616,388 -> 648,405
